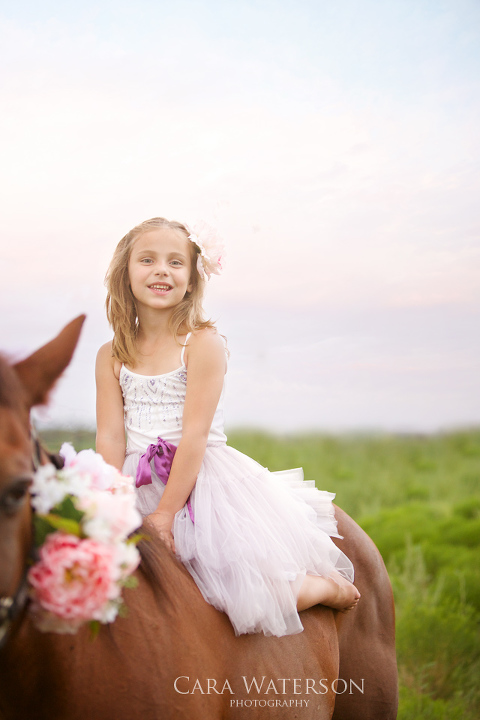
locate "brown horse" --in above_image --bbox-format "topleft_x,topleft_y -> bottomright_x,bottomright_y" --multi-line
0,317 -> 397,720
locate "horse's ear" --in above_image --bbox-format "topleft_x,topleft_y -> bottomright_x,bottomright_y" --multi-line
13,315 -> 86,409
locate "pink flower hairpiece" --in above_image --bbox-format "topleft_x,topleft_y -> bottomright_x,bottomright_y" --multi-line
28,444 -> 142,635
187,221 -> 224,281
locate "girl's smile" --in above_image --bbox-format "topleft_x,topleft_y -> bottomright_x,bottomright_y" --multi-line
149,283 -> 173,295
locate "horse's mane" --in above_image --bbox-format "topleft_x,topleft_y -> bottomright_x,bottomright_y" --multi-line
137,524 -> 192,609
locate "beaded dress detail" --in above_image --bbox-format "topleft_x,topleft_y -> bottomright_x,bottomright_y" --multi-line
121,335 -> 354,637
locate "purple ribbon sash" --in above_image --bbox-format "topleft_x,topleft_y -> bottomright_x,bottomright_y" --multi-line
136,437 -> 195,523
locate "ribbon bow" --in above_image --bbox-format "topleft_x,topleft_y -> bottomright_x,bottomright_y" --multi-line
136,437 -> 195,523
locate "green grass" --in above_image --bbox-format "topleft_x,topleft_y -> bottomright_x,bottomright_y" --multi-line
39,427 -> 480,719
40,428 -> 97,454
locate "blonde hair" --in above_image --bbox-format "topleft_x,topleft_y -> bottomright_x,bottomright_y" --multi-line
105,217 -> 215,366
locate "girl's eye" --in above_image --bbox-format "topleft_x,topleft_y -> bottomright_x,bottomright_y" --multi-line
140,258 -> 153,264
170,260 -> 183,266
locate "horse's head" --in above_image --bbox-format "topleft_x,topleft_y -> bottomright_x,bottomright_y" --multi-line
0,316 -> 85,642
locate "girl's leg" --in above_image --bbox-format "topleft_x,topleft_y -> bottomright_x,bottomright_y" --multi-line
297,572 -> 361,613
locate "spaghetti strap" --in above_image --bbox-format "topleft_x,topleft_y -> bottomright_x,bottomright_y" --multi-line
181,333 -> 192,366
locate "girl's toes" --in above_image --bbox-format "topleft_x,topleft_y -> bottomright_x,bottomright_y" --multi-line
342,596 -> 360,613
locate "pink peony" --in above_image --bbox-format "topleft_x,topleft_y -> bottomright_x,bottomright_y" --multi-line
28,533 -> 119,622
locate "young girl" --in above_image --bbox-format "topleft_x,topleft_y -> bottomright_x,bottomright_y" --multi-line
95,217 -> 360,637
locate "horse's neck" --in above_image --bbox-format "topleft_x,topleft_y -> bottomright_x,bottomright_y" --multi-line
0,555 -> 227,719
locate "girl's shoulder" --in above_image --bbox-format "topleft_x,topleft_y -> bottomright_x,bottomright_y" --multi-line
186,326 -> 225,350
184,328 -> 227,368
96,340 -> 122,380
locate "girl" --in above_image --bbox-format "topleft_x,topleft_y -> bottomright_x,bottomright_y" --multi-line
96,217 -> 360,637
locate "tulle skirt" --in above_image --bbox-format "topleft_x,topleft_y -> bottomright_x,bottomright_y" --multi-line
123,443 -> 354,637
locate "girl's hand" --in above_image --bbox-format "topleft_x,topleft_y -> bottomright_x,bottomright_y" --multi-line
147,509 -> 176,553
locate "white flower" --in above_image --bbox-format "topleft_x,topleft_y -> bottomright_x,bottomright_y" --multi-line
187,220 -> 224,280
114,542 -> 141,581
80,492 -> 142,545
108,471 -> 136,496
59,442 -> 77,465
60,444 -> 135,495
30,464 -> 71,513
93,601 -> 120,624
30,605 -> 84,634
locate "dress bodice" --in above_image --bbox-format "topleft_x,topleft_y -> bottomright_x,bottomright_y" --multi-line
120,363 -> 227,453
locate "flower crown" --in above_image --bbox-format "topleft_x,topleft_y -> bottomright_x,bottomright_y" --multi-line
186,221 -> 224,281
28,444 -> 142,635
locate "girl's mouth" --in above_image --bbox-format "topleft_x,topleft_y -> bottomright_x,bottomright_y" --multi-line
149,284 -> 172,293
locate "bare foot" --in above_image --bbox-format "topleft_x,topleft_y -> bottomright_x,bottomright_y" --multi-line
297,572 -> 361,613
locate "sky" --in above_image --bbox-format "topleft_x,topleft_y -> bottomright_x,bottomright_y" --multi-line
0,0 -> 479,433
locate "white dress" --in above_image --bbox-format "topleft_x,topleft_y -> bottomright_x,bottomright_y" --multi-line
121,336 -> 354,637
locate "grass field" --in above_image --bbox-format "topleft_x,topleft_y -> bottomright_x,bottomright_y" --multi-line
40,427 -> 480,719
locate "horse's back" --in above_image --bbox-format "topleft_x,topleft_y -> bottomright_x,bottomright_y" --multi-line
332,506 -> 398,720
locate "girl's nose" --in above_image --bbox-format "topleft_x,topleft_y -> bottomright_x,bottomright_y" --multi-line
155,262 -> 169,276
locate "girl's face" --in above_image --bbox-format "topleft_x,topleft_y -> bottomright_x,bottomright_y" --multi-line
128,227 -> 193,315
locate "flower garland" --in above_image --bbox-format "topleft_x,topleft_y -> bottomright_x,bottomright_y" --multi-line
28,444 -> 142,635
187,220 -> 224,280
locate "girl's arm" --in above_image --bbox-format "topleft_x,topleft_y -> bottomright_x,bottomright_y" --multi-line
95,342 -> 126,471
148,329 -> 226,551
